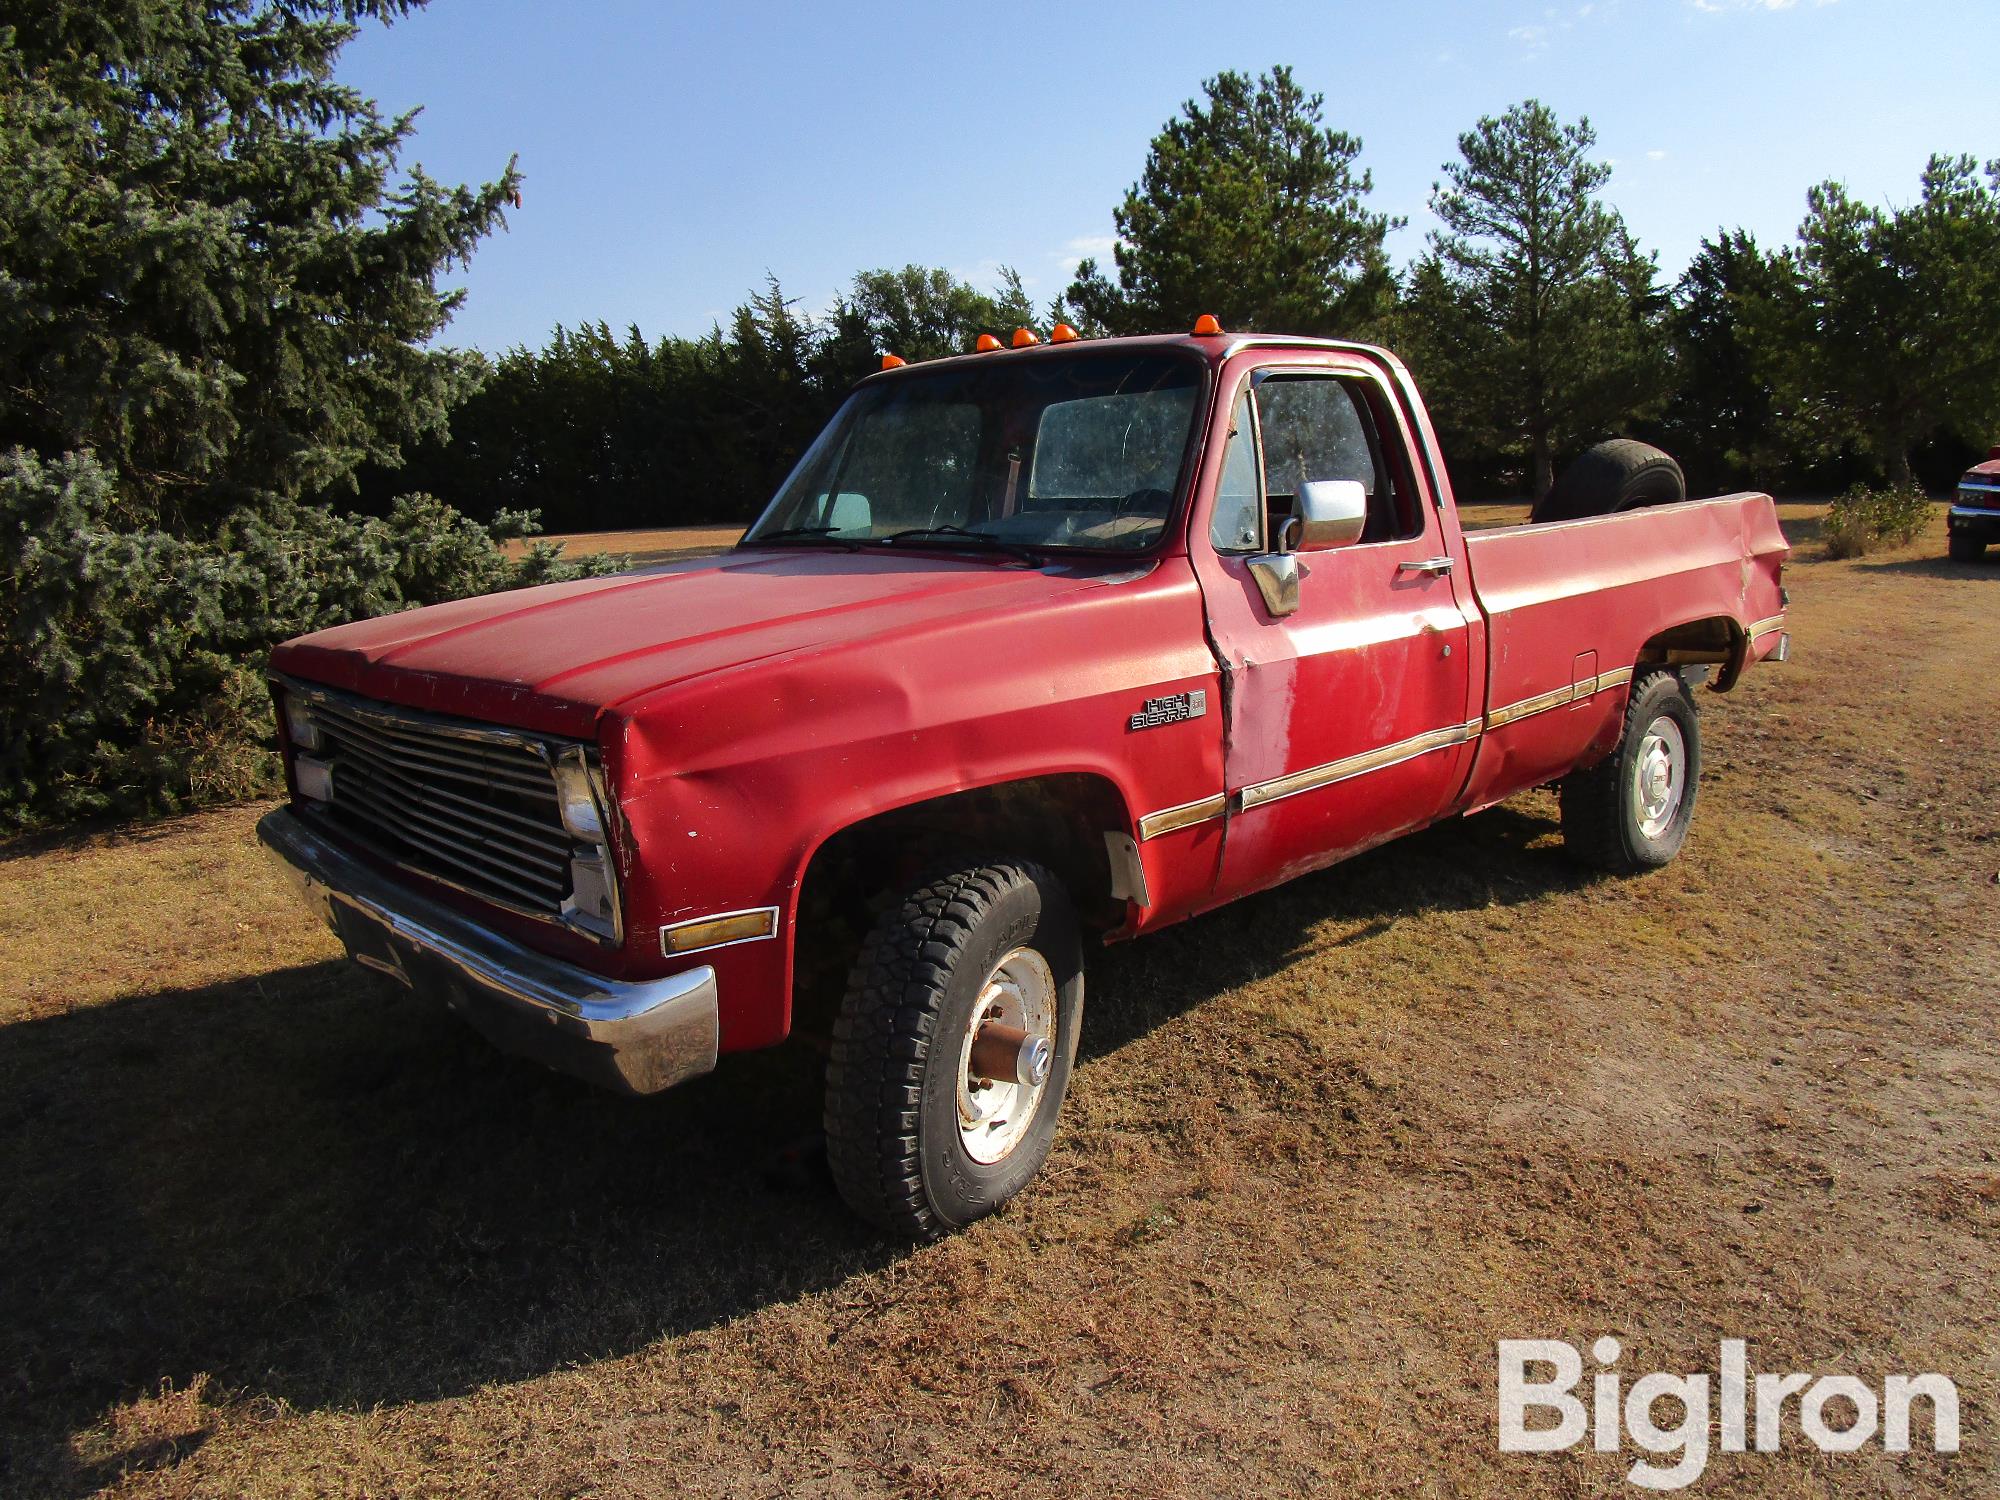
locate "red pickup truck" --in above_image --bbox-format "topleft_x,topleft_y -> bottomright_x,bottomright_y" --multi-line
259,327 -> 1790,1235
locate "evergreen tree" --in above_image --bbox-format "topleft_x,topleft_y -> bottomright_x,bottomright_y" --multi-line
369,267 -> 1049,533
1064,66 -> 1398,338
1772,154 -> 2000,484
844,264 -> 1038,363
0,0 -> 520,527
1399,100 -> 1666,499
1659,230 -> 1793,490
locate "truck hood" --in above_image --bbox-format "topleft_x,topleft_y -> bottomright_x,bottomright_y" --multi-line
270,546 -> 1127,739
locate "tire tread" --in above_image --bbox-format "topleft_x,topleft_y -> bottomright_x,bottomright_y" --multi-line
1559,668 -> 1697,875
822,857 -> 1053,1236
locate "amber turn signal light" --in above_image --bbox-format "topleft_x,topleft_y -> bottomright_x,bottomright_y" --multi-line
1050,323 -> 1081,343
1192,313 -> 1223,336
975,333 -> 1002,352
880,353 -> 906,370
660,908 -> 778,956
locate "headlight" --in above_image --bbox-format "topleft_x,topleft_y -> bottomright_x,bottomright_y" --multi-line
282,694 -> 324,751
292,755 -> 333,801
552,749 -> 606,842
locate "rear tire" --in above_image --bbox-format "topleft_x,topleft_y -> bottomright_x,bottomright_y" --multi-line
1560,669 -> 1702,874
824,857 -> 1083,1236
1949,531 -> 1985,562
1534,440 -> 1687,524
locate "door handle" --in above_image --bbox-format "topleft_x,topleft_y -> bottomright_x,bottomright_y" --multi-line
1398,555 -> 1454,576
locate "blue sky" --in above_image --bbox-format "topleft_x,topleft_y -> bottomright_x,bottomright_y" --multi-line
341,0 -> 1999,354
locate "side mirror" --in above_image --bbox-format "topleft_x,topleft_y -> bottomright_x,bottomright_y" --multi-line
1246,479 -> 1367,619
1292,479 -> 1367,551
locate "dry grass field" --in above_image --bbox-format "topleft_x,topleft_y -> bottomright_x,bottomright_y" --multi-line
514,525 -> 743,566
4,502 -> 1997,1497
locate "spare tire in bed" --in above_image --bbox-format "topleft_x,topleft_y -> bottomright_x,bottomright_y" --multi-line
1532,439 -> 1686,523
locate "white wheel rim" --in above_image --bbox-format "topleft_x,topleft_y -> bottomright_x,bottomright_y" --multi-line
955,946 -> 1056,1165
1633,715 -> 1687,840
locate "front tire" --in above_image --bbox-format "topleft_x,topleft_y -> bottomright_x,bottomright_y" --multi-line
824,857 -> 1084,1236
1560,669 -> 1702,874
1949,530 -> 1985,562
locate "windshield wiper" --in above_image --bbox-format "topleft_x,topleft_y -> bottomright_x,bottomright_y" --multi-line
742,524 -> 860,550
873,526 -> 1043,565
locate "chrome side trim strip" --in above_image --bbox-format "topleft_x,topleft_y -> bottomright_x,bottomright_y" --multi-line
1139,661 -> 1646,830
1482,666 -> 1635,733
1136,793 -> 1228,842
1746,614 -> 1787,639
1483,682 -> 1578,730
1237,721 -> 1480,812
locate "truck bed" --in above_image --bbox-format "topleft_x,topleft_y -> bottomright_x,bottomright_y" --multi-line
1452,492 -> 1790,813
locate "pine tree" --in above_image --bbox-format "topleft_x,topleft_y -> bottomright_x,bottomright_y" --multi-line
1063,66 -> 1398,338
1660,230 -> 1792,490
1399,100 -> 1666,500
0,0 -> 520,528
1773,155 -> 2000,485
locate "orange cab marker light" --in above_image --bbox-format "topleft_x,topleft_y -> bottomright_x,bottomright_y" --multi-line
1192,313 -> 1223,336
880,353 -> 906,370
1011,327 -> 1038,348
975,333 -> 1002,353
1050,322 -> 1081,343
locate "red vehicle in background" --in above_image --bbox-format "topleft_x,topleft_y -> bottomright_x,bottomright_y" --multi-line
1948,446 -> 2000,561
258,324 -> 1790,1235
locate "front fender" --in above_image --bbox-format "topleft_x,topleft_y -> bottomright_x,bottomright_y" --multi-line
599,560 -> 1224,1051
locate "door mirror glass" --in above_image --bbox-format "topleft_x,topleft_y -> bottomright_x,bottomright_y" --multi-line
1293,479 -> 1367,551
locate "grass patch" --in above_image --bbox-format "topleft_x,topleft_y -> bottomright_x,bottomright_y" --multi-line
4,501 -> 1998,1496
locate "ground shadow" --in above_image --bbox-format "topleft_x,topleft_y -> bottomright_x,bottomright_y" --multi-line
0,811 -> 217,869
0,798 -> 1579,1494
1858,552 -> 1999,580
1078,801 -> 1573,1061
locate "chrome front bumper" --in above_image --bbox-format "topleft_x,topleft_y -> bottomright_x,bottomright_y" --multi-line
258,808 -> 718,1095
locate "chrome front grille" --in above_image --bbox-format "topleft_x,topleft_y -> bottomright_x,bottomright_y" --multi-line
280,682 -> 617,940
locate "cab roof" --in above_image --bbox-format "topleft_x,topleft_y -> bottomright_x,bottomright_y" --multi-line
858,330 -> 1396,385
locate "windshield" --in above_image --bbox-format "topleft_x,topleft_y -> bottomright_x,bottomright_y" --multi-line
742,350 -> 1205,554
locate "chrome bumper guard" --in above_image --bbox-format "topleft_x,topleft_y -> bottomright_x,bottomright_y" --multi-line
258,808 -> 717,1096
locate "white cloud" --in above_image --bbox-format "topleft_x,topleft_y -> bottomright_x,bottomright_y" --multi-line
1063,234 -> 1120,259
1647,148 -> 1669,160
1510,1 -> 1604,58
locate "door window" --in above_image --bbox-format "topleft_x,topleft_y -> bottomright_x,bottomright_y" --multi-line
1209,389 -> 1264,553
1211,373 -> 1422,551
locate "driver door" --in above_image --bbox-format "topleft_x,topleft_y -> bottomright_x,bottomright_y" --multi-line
1194,357 -> 1479,904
